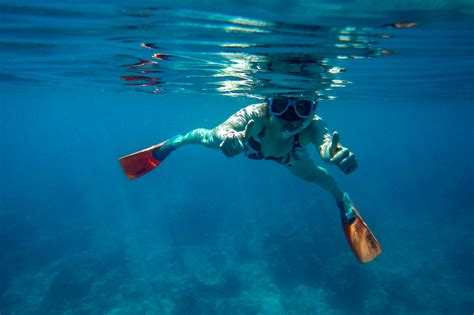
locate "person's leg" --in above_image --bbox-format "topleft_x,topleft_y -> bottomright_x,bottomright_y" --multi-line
284,150 -> 356,221
285,151 -> 382,263
167,128 -> 220,149
285,150 -> 344,203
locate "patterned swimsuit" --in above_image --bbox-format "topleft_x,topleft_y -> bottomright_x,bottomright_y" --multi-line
244,126 -> 305,166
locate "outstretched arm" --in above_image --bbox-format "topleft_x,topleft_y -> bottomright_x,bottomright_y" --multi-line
170,103 -> 265,155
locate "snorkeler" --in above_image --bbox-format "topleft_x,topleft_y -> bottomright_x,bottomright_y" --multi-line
119,97 -> 382,263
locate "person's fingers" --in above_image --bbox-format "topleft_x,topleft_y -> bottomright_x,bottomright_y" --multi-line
345,162 -> 357,174
228,138 -> 239,155
349,155 -> 358,169
237,137 -> 244,151
340,154 -> 354,166
221,136 -> 236,157
340,160 -> 349,173
330,131 -> 340,156
340,156 -> 351,168
330,147 -> 349,164
220,133 -> 245,157
219,139 -> 227,153
221,146 -> 231,157
346,162 -> 358,174
220,141 -> 231,157
340,156 -> 355,173
241,119 -> 255,140
339,154 -> 358,173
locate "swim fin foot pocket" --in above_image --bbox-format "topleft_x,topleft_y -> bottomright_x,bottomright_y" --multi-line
342,207 -> 382,263
119,140 -> 175,179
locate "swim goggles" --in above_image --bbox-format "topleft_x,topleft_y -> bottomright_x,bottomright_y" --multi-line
268,97 -> 317,121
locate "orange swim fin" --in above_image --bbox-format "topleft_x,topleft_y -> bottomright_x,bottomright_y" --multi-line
342,207 -> 382,263
119,140 -> 175,179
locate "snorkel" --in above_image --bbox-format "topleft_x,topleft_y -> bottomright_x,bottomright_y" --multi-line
280,116 -> 313,138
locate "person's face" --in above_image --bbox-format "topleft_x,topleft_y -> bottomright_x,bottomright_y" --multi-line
273,116 -> 308,138
267,97 -> 316,137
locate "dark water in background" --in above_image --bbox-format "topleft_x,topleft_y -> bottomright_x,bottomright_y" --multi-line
1,0 -> 473,314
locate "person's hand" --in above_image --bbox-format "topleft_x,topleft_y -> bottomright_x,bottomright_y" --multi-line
320,131 -> 358,174
219,120 -> 255,157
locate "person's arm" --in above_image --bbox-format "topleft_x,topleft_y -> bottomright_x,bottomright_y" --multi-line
304,115 -> 329,151
213,103 -> 266,156
306,116 -> 358,174
215,103 -> 265,137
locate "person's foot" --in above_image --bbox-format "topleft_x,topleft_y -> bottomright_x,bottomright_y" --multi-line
337,192 -> 356,223
168,134 -> 184,148
152,135 -> 181,160
339,194 -> 383,263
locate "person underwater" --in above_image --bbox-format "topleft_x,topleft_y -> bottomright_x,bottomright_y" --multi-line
119,96 -> 382,263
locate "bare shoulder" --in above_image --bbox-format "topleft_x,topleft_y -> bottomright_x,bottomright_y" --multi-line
238,103 -> 269,128
245,103 -> 268,136
220,102 -> 267,136
242,103 -> 268,120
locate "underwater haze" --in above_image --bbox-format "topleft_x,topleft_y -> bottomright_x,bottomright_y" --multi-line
1,0 -> 473,314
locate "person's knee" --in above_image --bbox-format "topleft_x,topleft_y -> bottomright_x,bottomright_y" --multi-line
300,169 -> 322,182
301,166 -> 330,183
187,128 -> 219,147
184,128 -> 210,142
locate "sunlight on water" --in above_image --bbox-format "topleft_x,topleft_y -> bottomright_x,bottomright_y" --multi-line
0,1 -> 473,100
111,6 -> 406,99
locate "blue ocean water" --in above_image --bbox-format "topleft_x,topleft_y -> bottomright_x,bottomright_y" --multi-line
1,0 -> 473,314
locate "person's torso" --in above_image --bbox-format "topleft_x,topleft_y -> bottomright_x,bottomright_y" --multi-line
245,113 -> 306,165
255,125 -> 297,158
249,104 -> 313,157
